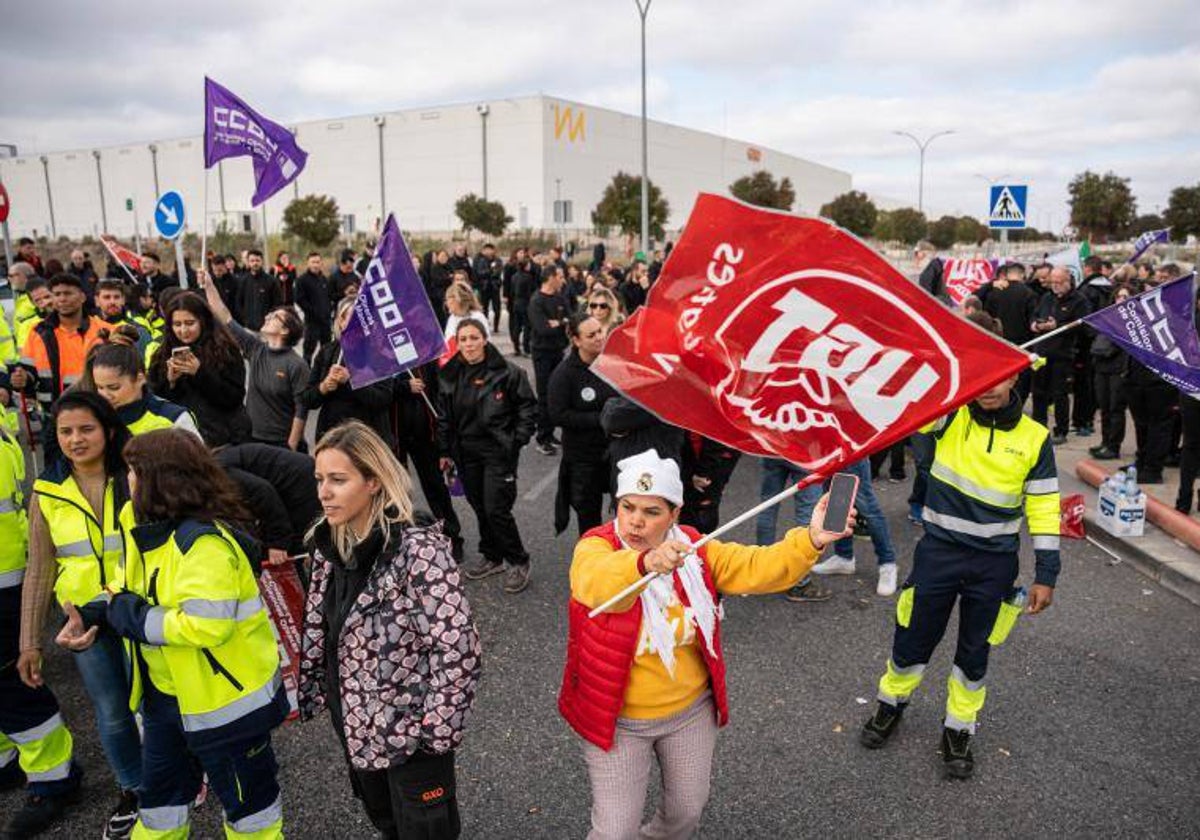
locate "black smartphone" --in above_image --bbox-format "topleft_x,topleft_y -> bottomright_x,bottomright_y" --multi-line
822,472 -> 860,534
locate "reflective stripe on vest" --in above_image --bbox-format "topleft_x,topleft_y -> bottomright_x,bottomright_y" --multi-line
921,509 -> 1021,538
181,671 -> 283,733
0,497 -> 16,513
0,568 -> 25,588
229,795 -> 283,834
56,533 -> 123,559
929,462 -> 1021,509
139,804 -> 191,831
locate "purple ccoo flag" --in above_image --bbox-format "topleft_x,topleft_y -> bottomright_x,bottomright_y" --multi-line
1084,272 -> 1200,394
204,77 -> 308,206
340,214 -> 446,389
1128,227 -> 1170,264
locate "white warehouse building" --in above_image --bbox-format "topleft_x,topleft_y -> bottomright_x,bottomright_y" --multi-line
0,94 -> 852,243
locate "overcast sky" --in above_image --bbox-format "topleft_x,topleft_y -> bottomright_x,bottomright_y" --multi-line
2,0 -> 1197,229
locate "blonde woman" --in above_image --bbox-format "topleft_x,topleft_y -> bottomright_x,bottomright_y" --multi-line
443,281 -> 490,342
299,421 -> 481,839
300,298 -> 395,444
584,286 -> 625,335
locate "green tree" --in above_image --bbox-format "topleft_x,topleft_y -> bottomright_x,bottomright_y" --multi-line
1164,183 -> 1200,242
1067,170 -> 1137,240
819,191 -> 877,237
1130,213 -> 1165,236
889,208 -> 928,245
455,193 -> 513,237
591,172 -> 670,241
873,210 -> 895,241
282,194 -> 341,247
954,216 -> 989,244
729,170 -> 795,211
927,215 -> 958,249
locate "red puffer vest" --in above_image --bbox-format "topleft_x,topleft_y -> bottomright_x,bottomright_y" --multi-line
558,521 -> 730,751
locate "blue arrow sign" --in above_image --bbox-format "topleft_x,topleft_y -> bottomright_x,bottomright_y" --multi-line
988,184 -> 1027,229
154,190 -> 186,240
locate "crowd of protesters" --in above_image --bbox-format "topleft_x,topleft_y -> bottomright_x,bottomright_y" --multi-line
0,227 -> 1188,838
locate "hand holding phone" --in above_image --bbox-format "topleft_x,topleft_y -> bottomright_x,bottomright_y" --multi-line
810,472 -> 859,548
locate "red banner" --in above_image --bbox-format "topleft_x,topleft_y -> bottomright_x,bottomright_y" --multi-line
1060,493 -> 1086,539
942,258 -> 995,305
259,563 -> 306,721
99,234 -> 143,274
592,194 -> 1032,472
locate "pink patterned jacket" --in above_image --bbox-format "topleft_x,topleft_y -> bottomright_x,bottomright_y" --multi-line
298,522 -> 481,769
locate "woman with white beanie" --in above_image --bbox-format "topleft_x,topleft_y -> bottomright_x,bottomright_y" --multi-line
559,449 -> 852,839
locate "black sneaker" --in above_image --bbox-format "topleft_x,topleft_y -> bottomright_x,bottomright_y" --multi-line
0,760 -> 25,793
1049,434 -> 1068,446
463,557 -> 505,580
1091,446 -> 1120,460
4,786 -> 82,837
784,579 -> 832,602
504,563 -> 531,594
941,727 -> 975,779
860,701 -> 905,749
103,789 -> 139,840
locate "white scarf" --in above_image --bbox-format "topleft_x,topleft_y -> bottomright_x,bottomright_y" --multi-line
616,523 -> 718,678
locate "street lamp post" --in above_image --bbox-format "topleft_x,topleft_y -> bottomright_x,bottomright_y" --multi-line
477,104 -> 490,200
40,155 -> 56,239
93,150 -> 108,234
149,143 -> 160,198
893,129 -> 955,215
635,0 -> 652,255
374,116 -> 387,220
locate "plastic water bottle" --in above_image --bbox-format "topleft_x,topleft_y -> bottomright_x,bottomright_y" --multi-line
1125,475 -> 1139,498
1010,587 -> 1028,609
1127,466 -> 1138,487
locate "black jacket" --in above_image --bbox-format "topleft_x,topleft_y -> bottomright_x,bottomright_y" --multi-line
329,269 -> 359,305
437,344 -> 536,465
618,281 -> 646,313
507,265 -> 537,306
918,258 -> 949,304
217,444 -> 320,555
528,290 -> 569,353
393,361 -> 441,448
299,339 -> 395,444
1033,289 -> 1091,359
600,397 -> 684,470
149,347 -> 252,449
447,254 -> 474,282
547,350 -> 618,461
235,270 -> 282,331
1089,331 -> 1127,376
294,269 -> 332,326
472,254 -> 502,292
983,281 -> 1037,345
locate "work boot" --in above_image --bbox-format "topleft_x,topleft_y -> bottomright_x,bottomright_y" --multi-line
463,557 -> 505,580
4,786 -> 82,838
504,563 -> 531,594
860,701 -> 905,749
784,579 -> 832,602
940,727 -> 975,779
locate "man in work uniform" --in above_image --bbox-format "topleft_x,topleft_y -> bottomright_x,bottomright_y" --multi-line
859,312 -> 1060,779
0,426 -> 83,835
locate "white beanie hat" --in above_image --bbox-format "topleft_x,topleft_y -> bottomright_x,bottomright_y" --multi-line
615,449 -> 684,507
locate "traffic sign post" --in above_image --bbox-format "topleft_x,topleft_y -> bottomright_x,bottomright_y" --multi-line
154,190 -> 188,288
988,185 -> 1028,229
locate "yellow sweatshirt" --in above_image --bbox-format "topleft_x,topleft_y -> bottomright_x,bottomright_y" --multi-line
570,527 -> 821,720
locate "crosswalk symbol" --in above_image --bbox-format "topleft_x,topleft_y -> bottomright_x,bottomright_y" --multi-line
988,184 -> 1027,229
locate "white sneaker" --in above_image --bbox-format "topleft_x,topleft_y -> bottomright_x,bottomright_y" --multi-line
877,563 -> 898,597
812,555 -> 856,575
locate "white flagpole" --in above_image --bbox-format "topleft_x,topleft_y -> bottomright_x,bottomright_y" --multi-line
588,473 -> 823,618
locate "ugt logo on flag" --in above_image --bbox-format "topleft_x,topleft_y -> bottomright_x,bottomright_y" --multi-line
593,194 -> 1031,471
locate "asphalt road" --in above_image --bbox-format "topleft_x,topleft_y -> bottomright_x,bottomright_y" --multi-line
7,368 -> 1200,838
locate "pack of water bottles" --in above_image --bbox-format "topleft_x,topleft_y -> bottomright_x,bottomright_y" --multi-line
1097,466 -> 1147,538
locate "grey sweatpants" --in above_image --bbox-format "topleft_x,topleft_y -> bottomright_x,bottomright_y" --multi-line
582,694 -> 718,840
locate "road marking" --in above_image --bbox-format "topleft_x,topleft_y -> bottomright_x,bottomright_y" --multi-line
523,468 -> 559,501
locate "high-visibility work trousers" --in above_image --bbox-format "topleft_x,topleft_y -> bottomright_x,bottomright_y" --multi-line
877,534 -> 1019,734
132,683 -> 283,839
0,584 -> 78,796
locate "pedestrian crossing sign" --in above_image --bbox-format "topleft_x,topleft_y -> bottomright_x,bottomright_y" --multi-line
988,185 -> 1027,229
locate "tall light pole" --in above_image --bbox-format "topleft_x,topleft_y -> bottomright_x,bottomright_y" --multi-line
93,150 -> 108,233
635,0 -> 652,255
148,143 -> 160,198
477,104 -> 490,200
374,115 -> 387,222
0,142 -> 16,270
40,155 -> 56,239
893,129 -> 954,215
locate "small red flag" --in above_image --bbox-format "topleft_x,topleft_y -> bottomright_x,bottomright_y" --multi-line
99,234 -> 143,274
592,194 -> 1031,472
942,258 -> 995,306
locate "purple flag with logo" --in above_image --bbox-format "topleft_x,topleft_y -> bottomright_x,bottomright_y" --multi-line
1128,227 -> 1171,264
204,77 -> 307,206
1084,273 -> 1200,394
340,214 -> 445,389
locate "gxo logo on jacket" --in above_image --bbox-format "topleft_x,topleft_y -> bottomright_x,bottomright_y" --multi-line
713,270 -> 956,469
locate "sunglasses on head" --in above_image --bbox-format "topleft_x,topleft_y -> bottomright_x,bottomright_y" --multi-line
588,302 -> 610,310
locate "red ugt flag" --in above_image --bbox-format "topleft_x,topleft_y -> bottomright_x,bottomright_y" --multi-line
592,193 -> 1032,472
99,235 -> 143,274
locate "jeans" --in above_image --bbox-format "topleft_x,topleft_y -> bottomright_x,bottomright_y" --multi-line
755,458 -> 895,566
72,628 -> 142,791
